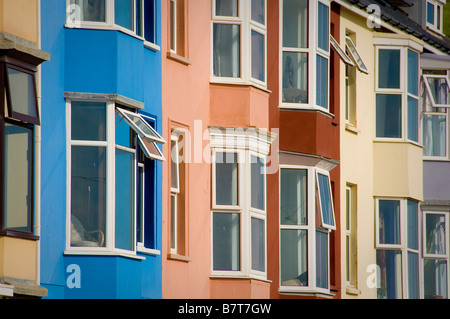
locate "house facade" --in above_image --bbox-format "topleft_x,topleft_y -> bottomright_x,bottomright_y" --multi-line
39,0 -> 164,298
0,0 -> 49,299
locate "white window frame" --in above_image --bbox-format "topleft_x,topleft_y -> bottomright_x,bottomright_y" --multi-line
279,0 -> 332,113
426,0 -> 445,35
170,134 -> 180,254
375,198 -> 422,299
210,0 -> 267,89
345,36 -> 368,74
316,168 -> 336,230
330,35 -> 354,67
423,74 -> 450,109
65,99 -> 145,259
345,186 -> 352,287
278,165 -> 334,295
422,211 -> 450,299
211,148 -> 267,281
374,45 -> 421,144
422,111 -> 449,161
66,0 -> 160,50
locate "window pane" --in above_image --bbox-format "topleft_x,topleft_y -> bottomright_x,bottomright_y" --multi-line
280,229 -> 308,286
425,213 -> 446,255
423,114 -> 447,157
407,50 -> 418,96
282,0 -> 308,48
115,0 -> 134,30
216,0 -> 238,17
213,24 -> 240,78
251,0 -> 264,24
170,139 -> 179,190
170,0 -> 176,51
424,259 -> 448,299
251,217 -> 265,272
317,173 -> 334,227
407,97 -> 418,142
137,166 -> 144,243
136,0 -> 143,36
280,169 -> 307,226
427,2 -> 435,24
251,155 -> 264,210
170,194 -> 176,250
282,52 -> 308,103
407,200 -> 418,250
376,250 -> 402,299
376,94 -> 402,138
316,231 -> 328,289
317,2 -> 329,52
70,0 -> 106,22
251,30 -> 265,82
378,49 -> 400,89
378,200 -> 400,245
213,213 -> 240,271
115,148 -> 134,251
144,0 -> 156,43
115,111 -> 133,148
6,68 -> 38,120
408,252 -> 420,299
215,152 -> 238,206
71,146 -> 107,247
71,101 -> 106,141
426,77 -> 450,106
4,124 -> 32,232
316,55 -> 328,109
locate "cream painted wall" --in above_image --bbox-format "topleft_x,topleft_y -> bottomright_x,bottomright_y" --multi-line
0,0 -> 38,43
339,8 -> 377,299
0,237 -> 37,281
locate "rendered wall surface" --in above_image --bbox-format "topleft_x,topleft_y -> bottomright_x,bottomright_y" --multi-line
0,0 -> 38,43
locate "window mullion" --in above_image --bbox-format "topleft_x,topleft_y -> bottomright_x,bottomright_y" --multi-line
107,101 -> 115,250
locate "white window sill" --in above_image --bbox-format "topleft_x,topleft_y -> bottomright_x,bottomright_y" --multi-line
278,104 -> 335,119
346,285 -> 361,295
278,288 -> 335,299
423,156 -> 450,162
210,274 -> 271,283
167,51 -> 191,65
345,123 -> 359,134
373,138 -> 423,148
64,24 -> 160,52
137,245 -> 161,256
64,249 -> 146,260
210,78 -> 271,94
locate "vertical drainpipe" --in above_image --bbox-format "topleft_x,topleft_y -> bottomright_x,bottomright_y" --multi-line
36,0 -> 42,289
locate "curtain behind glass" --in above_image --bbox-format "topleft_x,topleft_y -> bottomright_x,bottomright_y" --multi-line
4,124 -> 32,232
70,0 -> 106,22
213,24 -> 240,78
423,115 -> 446,157
378,200 -> 400,245
282,52 -> 308,103
216,0 -> 238,17
376,250 -> 402,299
426,214 -> 446,255
424,259 -> 448,299
280,229 -> 307,286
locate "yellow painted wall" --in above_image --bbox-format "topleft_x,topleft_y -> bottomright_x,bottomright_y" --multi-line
373,142 -> 423,201
0,237 -> 37,281
339,8 -> 377,299
0,0 -> 38,43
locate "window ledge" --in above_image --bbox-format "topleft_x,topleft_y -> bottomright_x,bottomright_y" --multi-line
167,51 -> 191,65
64,249 -> 146,260
137,246 -> 161,256
0,230 -> 39,241
278,105 -> 335,119
423,156 -> 450,162
210,275 -> 271,283
278,288 -> 335,299
346,286 -> 361,295
345,123 -> 359,135
168,253 -> 192,263
209,79 -> 271,94
373,138 -> 423,148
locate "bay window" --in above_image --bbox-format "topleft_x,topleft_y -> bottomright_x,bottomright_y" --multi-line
281,0 -> 331,112
375,198 -> 420,299
375,44 -> 420,143
67,0 -> 157,45
279,166 -> 335,294
210,128 -> 272,280
67,97 -> 164,255
212,0 -> 267,86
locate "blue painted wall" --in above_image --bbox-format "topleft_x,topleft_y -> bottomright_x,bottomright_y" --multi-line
40,0 -> 163,299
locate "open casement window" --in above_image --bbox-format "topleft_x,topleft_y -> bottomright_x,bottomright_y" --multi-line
330,35 -> 354,67
4,63 -> 40,125
345,36 -> 369,74
423,75 -> 450,108
316,171 -> 335,230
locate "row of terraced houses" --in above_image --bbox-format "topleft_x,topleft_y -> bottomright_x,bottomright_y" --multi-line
1,0 -> 450,300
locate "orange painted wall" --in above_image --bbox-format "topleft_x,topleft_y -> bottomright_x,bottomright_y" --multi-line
161,0 -> 212,298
